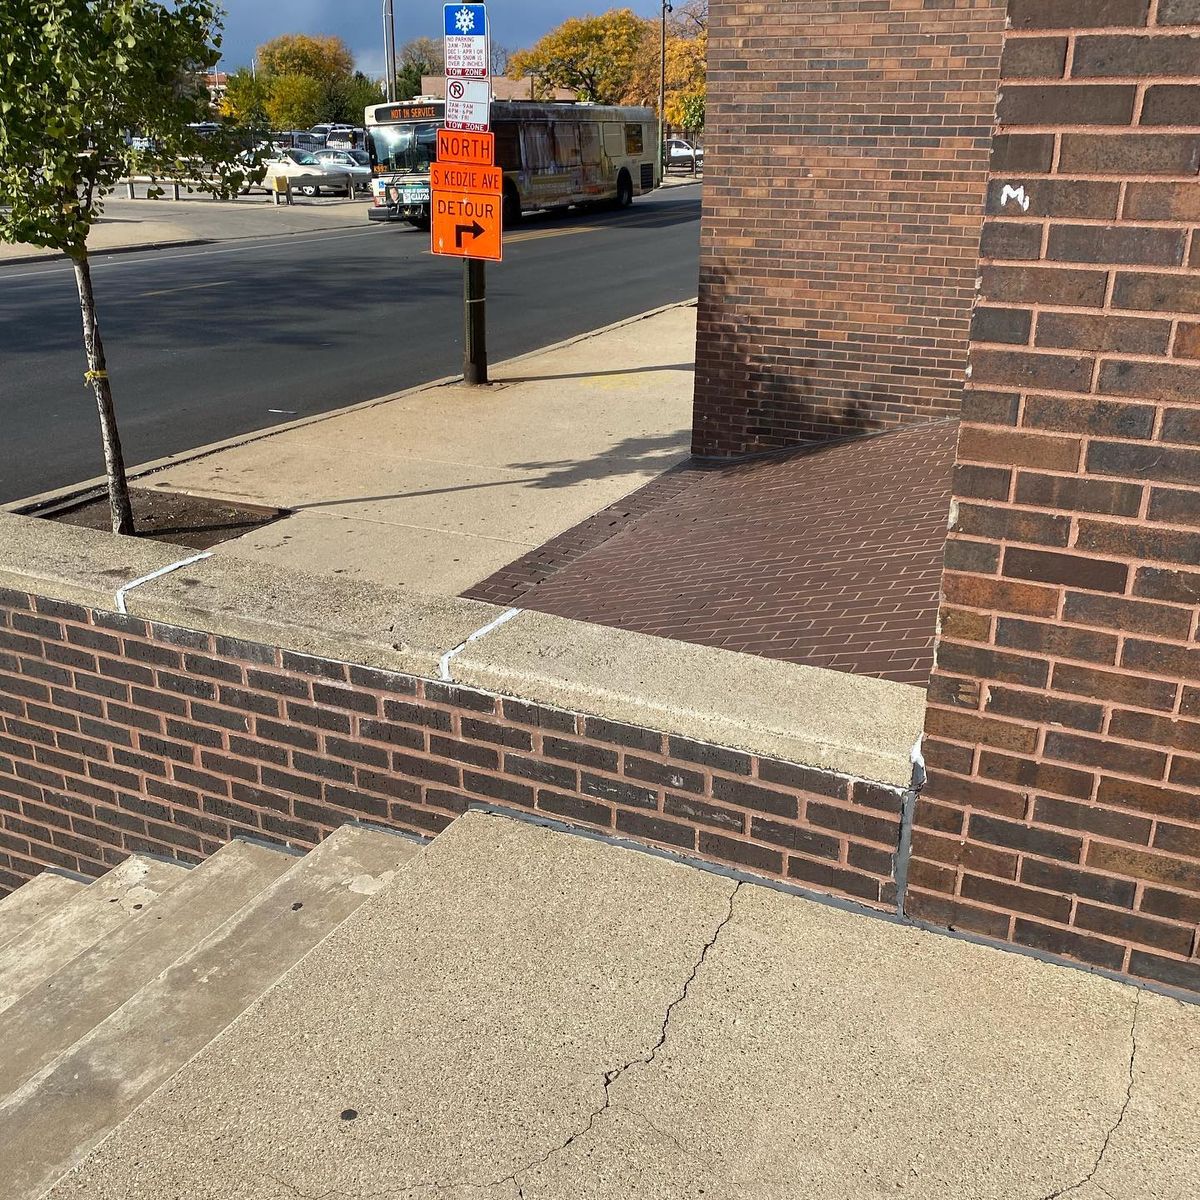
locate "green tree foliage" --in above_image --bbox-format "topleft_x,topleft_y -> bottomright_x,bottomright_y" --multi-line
331,73 -> 385,124
675,92 -> 705,135
220,66 -> 270,127
265,72 -> 326,130
508,10 -> 645,105
0,0 -> 257,534
245,34 -> 380,125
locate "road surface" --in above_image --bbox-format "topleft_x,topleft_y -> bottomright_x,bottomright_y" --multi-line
0,188 -> 699,504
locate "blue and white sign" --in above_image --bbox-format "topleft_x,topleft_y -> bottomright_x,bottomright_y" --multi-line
444,4 -> 489,80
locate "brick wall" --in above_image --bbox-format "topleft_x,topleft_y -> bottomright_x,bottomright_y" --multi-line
0,590 -> 903,910
914,1 -> 1200,995
692,0 -> 1006,457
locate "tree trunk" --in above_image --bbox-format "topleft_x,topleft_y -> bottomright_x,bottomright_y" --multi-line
71,250 -> 135,535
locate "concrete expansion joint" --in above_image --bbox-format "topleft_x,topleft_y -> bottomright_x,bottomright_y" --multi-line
1037,991 -> 1141,1200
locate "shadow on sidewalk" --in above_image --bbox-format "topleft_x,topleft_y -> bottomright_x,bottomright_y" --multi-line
287,430 -> 691,513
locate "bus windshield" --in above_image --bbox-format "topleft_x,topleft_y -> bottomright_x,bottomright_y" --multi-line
370,122 -> 438,174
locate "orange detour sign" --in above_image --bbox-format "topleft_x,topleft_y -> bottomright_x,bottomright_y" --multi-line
432,190 -> 502,262
437,129 -> 494,166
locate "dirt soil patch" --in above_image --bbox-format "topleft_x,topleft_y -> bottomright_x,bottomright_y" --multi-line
48,487 -> 286,551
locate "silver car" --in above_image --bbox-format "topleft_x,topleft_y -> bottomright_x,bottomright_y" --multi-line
313,149 -> 373,193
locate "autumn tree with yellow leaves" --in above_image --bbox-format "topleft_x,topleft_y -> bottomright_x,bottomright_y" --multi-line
509,4 -> 706,132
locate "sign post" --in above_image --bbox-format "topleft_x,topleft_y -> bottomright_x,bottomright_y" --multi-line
438,4 -> 494,385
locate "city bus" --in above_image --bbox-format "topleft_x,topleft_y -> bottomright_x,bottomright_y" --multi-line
364,99 -> 660,229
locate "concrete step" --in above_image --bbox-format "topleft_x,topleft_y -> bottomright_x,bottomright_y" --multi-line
42,810 -> 736,1200
0,838 -> 297,1103
0,872 -> 86,952
0,823 -> 421,1200
0,855 -> 189,1016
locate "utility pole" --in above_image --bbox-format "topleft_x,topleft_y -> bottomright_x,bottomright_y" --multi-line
659,1 -> 673,173
383,0 -> 398,102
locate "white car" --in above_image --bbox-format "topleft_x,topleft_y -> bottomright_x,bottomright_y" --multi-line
313,148 -> 373,192
665,139 -> 703,172
252,150 -> 354,197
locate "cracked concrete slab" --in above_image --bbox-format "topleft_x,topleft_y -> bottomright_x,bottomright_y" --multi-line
1082,988 -> 1199,1200
49,813 -> 1198,1199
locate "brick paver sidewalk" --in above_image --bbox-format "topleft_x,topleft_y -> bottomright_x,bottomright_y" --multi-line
467,419 -> 958,688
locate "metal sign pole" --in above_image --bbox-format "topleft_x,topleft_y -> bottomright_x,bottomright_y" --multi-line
383,0 -> 397,102
463,259 -> 487,384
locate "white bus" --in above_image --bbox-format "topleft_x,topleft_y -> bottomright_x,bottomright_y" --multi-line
364,99 -> 660,229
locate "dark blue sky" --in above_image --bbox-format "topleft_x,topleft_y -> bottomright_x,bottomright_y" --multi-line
218,2 -> 664,75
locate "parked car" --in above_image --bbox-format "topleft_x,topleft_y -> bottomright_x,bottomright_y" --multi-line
313,148 -> 372,192
273,130 -> 324,150
242,150 -> 354,197
325,127 -> 366,150
665,138 -> 703,172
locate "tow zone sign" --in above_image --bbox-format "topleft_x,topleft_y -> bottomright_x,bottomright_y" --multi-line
431,129 -> 502,262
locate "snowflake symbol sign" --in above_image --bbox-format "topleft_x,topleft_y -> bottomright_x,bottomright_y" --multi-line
454,6 -> 475,33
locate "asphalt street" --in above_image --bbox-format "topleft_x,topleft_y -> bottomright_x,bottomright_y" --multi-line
0,188 -> 700,504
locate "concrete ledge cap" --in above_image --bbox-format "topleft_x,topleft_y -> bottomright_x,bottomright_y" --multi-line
127,553 -> 500,681
453,609 -> 923,788
0,514 -> 189,609
0,513 -> 500,680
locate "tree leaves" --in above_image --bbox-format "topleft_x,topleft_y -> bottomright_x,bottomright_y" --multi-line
0,0 -> 258,253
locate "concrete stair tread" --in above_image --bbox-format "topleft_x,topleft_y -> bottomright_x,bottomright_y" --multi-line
0,838 -> 298,1104
0,823 -> 422,1200
0,872 -> 86,954
42,811 -> 736,1200
0,855 -> 190,1016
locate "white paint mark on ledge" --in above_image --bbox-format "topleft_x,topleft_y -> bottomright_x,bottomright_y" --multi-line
114,551 -> 213,614
438,607 -> 524,681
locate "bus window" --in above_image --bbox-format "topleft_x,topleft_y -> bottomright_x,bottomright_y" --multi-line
579,123 -> 601,166
625,124 -> 644,155
553,123 -> 579,163
603,123 -> 625,159
523,123 -> 553,171
494,122 -> 521,172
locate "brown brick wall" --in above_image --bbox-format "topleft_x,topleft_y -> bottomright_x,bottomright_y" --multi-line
692,0 -> 1007,457
915,1 -> 1200,995
0,591 -> 902,910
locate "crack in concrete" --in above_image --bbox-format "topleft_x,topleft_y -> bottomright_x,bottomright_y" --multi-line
1038,991 -> 1140,1200
266,882 -> 742,1200
473,880 -> 743,1196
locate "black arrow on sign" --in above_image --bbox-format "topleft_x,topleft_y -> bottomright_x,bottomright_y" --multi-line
455,220 -> 484,249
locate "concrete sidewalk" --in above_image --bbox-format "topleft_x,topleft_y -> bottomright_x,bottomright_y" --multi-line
138,304 -> 696,595
51,811 -> 1198,1200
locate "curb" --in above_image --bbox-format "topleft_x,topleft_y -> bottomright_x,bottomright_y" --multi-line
6,297 -> 700,517
0,213 -> 382,270
0,238 -> 214,268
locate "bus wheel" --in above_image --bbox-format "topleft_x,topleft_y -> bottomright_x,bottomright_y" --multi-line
615,170 -> 634,209
502,184 -> 521,229
411,213 -> 431,231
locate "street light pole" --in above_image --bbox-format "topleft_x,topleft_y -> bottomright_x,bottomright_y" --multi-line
659,1 -> 672,175
383,0 -> 398,102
